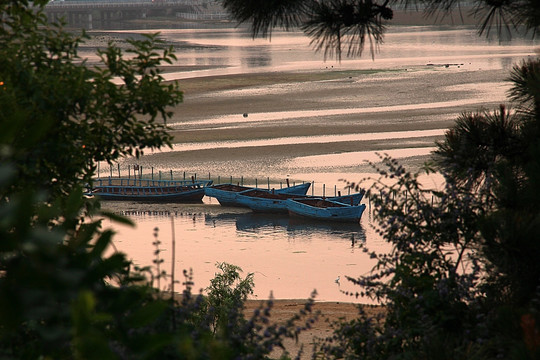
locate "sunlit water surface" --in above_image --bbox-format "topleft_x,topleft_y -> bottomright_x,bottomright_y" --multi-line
104,201 -> 385,303
124,25 -> 536,76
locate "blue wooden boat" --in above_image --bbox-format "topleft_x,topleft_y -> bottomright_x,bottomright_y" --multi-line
235,189 -> 364,213
327,190 -> 365,206
286,198 -> 367,223
89,178 -> 213,203
204,182 -> 311,207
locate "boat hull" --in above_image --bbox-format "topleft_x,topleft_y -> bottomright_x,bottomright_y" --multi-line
236,190 -> 365,214
205,182 -> 311,207
90,178 -> 212,203
286,198 -> 367,223
204,184 -> 254,206
95,189 -> 205,202
235,190 -> 293,213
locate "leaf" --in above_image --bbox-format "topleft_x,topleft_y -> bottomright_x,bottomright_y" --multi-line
126,300 -> 167,328
91,229 -> 113,258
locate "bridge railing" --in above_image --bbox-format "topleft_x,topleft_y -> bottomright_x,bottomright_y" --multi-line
45,0 -> 203,9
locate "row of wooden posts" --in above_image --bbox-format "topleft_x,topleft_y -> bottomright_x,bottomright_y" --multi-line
98,164 -> 435,208
98,164 -> 354,198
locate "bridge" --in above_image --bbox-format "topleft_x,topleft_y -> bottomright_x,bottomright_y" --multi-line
43,0 -> 228,28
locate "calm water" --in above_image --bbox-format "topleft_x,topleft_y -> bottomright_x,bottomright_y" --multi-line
137,25 -> 535,75
98,25 -> 538,302
96,24 -> 538,79
103,200 -> 384,303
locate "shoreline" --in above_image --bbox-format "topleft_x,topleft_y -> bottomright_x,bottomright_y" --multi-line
242,299 -> 385,358
143,65 -> 509,181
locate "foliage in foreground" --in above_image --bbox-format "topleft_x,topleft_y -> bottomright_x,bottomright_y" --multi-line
0,0 -> 182,204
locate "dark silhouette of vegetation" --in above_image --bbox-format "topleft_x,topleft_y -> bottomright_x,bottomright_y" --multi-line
1,0 -> 181,203
315,56 -> 540,357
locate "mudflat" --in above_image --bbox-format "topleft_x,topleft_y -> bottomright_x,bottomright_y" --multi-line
151,65 -> 511,177
81,29 -> 516,178
243,299 -> 385,358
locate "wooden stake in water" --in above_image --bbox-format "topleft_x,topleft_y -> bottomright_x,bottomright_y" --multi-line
170,215 -> 177,328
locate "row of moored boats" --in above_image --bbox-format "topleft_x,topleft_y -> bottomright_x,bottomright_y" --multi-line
206,183 -> 366,223
88,179 -> 366,223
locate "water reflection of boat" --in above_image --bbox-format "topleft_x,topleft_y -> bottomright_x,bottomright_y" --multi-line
235,190 -> 365,214
203,211 -> 251,227
234,212 -> 291,231
90,178 -> 213,202
233,212 -> 366,240
286,216 -> 365,233
287,216 -> 367,245
204,182 -> 311,207
286,198 -> 367,223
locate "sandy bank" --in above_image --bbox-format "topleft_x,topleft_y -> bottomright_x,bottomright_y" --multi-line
243,299 -> 385,358
140,66 -> 511,181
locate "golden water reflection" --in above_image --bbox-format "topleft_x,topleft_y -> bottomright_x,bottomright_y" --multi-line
104,202 -> 387,303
